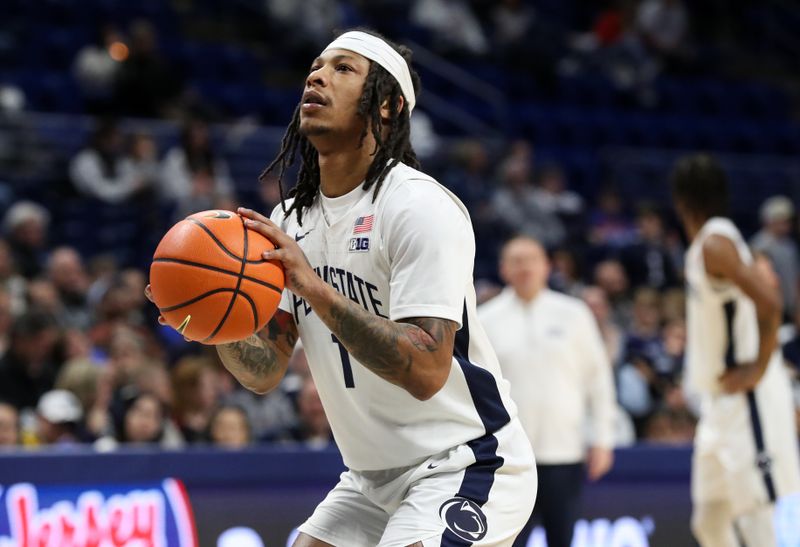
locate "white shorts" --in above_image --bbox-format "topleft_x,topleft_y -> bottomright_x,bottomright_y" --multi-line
692,360 -> 800,516
298,419 -> 537,547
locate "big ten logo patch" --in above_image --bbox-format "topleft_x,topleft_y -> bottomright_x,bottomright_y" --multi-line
349,237 -> 370,252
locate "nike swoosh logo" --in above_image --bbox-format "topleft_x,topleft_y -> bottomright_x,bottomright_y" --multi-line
294,229 -> 313,242
427,462 -> 439,469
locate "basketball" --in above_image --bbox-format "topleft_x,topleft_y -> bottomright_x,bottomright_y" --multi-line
149,210 -> 285,344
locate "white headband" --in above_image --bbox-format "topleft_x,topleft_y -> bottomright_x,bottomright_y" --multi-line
323,31 -> 416,114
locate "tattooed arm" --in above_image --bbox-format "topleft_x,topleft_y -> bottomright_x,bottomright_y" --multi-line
320,290 -> 457,400
216,309 -> 298,394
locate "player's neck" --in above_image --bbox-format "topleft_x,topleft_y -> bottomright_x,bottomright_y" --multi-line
684,214 -> 709,242
317,141 -> 376,198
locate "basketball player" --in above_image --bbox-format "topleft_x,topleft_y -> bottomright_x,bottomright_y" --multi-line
672,154 -> 800,547
205,30 -> 534,546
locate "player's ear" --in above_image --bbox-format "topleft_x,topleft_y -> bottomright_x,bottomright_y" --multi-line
379,95 -> 404,123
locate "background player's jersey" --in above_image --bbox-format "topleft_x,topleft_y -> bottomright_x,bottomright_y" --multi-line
684,217 -> 766,395
270,162 -> 517,471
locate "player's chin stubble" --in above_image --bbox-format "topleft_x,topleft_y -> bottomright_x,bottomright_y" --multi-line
299,121 -> 332,137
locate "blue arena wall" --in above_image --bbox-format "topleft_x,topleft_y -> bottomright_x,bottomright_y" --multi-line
0,446 -> 797,547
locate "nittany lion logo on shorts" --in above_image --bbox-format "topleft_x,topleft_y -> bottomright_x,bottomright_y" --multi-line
439,497 -> 488,541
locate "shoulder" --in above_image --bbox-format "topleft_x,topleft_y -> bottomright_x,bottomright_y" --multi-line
701,232 -> 743,279
542,290 -> 594,320
478,290 -> 513,319
380,163 -> 469,223
542,289 -> 583,310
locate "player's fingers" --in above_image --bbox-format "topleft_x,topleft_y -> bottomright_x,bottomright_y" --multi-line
261,247 -> 287,262
243,218 -> 292,247
237,207 -> 271,225
157,315 -> 167,326
144,284 -> 154,303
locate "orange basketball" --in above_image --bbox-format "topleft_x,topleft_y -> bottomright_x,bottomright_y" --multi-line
149,210 -> 285,344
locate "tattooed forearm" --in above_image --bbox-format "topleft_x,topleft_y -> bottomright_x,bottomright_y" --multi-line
216,310 -> 298,394
324,296 -> 457,397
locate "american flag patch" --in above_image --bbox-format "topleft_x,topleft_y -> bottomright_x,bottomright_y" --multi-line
353,214 -> 374,234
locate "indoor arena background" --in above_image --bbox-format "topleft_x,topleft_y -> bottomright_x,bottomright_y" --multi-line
0,0 -> 799,546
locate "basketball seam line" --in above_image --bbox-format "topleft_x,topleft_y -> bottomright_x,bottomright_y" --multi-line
151,258 -> 282,293
187,218 -> 268,264
160,288 -> 237,312
203,216 -> 251,342
160,288 -> 259,329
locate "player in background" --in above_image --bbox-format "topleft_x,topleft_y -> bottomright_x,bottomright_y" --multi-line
184,29 -> 535,546
672,154 -> 800,547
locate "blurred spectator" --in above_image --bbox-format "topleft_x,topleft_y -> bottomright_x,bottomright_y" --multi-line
2,201 -> 50,279
26,278 -> 63,318
443,139 -> 494,214
411,0 -> 488,55
34,389 -> 84,447
68,119 -> 154,204
490,0 -> 536,50
622,203 -> 680,290
0,238 -> 27,315
750,196 -> 799,318
593,259 -> 631,327
581,285 -> 626,367
86,254 -> 119,310
46,247 -> 92,330
130,361 -> 175,411
409,109 -> 441,162
643,407 -> 695,445
96,388 -> 183,450
624,287 -> 663,363
0,289 -> 11,358
273,375 -> 332,449
55,358 -> 113,440
207,404 -> 252,449
0,310 -> 59,412
588,186 -> 636,248
228,345 -> 303,440
171,356 -> 219,443
159,118 -> 235,220
550,248 -> 586,297
0,401 -> 19,449
264,0 -> 344,50
533,164 -> 585,243
113,19 -> 184,118
73,24 -> 127,113
492,144 -> 565,249
660,287 -> 686,324
636,0 -> 689,62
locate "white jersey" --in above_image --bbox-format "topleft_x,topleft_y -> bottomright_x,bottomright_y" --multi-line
684,217 -> 761,395
270,162 -> 517,471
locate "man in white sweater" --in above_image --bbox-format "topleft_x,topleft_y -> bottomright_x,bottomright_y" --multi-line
479,235 -> 617,547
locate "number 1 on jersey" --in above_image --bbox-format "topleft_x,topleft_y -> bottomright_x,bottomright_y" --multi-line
331,334 -> 355,388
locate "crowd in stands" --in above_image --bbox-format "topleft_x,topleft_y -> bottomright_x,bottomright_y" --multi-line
0,0 -> 798,453
1,124 -> 799,452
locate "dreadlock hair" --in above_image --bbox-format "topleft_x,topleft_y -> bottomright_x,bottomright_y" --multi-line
670,153 -> 729,220
259,28 -> 421,226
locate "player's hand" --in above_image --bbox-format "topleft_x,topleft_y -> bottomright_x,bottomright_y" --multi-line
586,446 -> 614,481
718,363 -> 763,393
237,207 -> 321,299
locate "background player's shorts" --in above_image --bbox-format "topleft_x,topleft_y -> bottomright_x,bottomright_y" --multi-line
692,359 -> 800,516
297,418 -> 537,547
